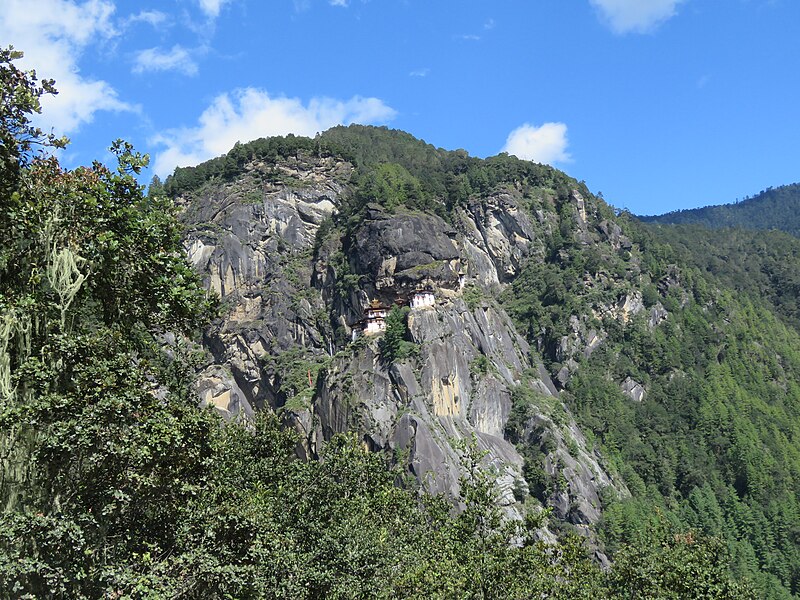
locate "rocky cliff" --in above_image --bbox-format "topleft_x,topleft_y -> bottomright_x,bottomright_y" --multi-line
170,128 -> 650,544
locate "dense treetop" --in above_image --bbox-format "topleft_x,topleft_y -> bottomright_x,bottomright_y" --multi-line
640,183 -> 800,237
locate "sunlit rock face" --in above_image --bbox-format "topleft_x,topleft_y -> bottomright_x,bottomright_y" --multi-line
176,147 -> 630,547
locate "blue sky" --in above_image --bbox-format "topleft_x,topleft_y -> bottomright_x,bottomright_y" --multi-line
2,0 -> 798,215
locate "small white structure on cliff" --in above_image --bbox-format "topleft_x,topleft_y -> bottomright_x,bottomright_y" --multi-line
363,299 -> 389,335
410,288 -> 435,309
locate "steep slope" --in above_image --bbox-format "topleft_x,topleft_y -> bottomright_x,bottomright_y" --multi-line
171,133 -> 628,545
639,223 -> 800,330
640,182 -> 800,236
166,126 -> 800,598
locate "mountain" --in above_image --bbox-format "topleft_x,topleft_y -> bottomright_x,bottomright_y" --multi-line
166,125 -> 800,598
2,54 -> 768,597
640,183 -> 800,236
638,223 -> 800,331
172,129 -> 625,537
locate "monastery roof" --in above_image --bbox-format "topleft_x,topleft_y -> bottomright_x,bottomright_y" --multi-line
366,299 -> 389,311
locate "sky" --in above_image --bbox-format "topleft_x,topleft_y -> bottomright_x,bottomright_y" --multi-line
2,0 -> 799,216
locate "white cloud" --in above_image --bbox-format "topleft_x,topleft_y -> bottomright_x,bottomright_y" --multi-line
409,68 -> 430,77
502,122 -> 571,165
197,0 -> 232,18
152,88 -> 397,177
0,0 -> 133,135
133,45 -> 198,76
293,0 -> 311,12
590,0 -> 685,34
330,0 -> 349,6
126,9 -> 169,28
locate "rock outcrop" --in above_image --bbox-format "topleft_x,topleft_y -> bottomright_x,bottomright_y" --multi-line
181,156 -> 349,412
175,149 -> 630,542
350,206 -> 463,297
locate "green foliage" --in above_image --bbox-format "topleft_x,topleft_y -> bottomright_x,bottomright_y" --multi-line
644,222 -> 800,329
321,125 -> 582,220
0,50 -> 216,598
329,249 -> 361,297
505,382 -> 566,503
606,514 -> 756,599
345,162 -> 442,218
641,182 -> 800,237
506,383 -> 557,443
559,284 -> 800,598
379,305 -> 417,364
470,353 -> 491,378
0,46 -> 67,185
462,283 -> 486,310
263,347 -> 330,410
492,151 -> 800,597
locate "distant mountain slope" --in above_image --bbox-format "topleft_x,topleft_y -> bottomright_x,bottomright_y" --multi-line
639,223 -> 800,331
640,183 -> 800,236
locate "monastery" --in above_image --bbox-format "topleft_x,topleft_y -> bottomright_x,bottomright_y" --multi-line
357,286 -> 437,337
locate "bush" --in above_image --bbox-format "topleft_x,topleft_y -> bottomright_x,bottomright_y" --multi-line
379,306 -> 418,364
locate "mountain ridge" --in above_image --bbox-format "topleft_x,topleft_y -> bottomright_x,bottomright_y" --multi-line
168,125 -> 800,598
639,182 -> 800,236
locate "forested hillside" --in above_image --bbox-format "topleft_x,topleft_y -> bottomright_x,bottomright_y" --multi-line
1,47 -> 791,598
158,122 -> 800,597
641,224 -> 800,329
504,214 -> 800,597
640,183 -> 800,236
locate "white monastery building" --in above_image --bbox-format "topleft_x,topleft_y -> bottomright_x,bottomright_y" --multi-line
410,288 -> 435,309
363,299 -> 389,335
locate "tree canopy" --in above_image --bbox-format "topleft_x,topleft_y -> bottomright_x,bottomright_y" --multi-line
640,183 -> 800,237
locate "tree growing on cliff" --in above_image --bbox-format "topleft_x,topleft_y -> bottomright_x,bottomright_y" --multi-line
379,305 -> 417,364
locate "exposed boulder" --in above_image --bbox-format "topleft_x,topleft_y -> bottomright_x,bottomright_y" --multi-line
349,206 -> 462,297
621,377 -> 646,403
463,190 -> 540,282
197,364 -> 254,419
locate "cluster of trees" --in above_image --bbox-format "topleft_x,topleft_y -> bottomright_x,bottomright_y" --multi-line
320,124 -> 583,218
566,296 -> 800,598
378,305 -> 418,364
500,183 -> 800,597
643,223 -> 800,330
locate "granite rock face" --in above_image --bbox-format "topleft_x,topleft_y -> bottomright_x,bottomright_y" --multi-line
310,299 -> 543,510
462,191 -> 540,283
177,153 -> 629,538
180,156 -> 349,412
350,206 -> 462,298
